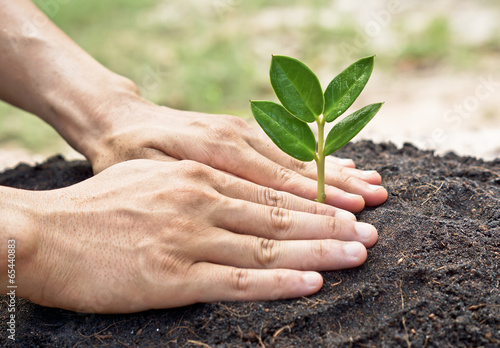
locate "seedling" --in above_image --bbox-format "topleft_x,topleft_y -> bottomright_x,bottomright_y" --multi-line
250,55 -> 383,203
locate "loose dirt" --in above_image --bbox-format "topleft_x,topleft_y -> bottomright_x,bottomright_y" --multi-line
0,141 -> 498,347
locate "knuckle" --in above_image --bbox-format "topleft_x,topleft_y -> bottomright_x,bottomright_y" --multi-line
343,175 -> 358,187
326,218 -> 339,238
212,144 -> 244,174
254,238 -> 279,267
276,166 -> 295,183
262,188 -> 285,207
172,174 -> 220,209
304,200 -> 321,215
289,157 -> 309,173
230,268 -> 251,293
308,203 -> 335,217
178,160 -> 210,179
201,123 -> 246,172
268,272 -> 287,300
226,115 -> 251,130
335,166 -> 355,185
274,167 -> 307,194
209,122 -> 239,141
311,240 -> 329,260
269,207 -> 292,235
180,186 -> 219,209
153,190 -> 171,205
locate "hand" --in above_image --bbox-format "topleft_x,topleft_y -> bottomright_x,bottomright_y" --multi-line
0,1 -> 386,213
17,160 -> 378,313
90,100 -> 388,213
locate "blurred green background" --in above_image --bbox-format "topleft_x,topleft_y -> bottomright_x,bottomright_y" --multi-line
1,0 -> 499,167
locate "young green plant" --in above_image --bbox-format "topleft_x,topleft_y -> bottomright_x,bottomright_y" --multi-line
250,55 -> 383,203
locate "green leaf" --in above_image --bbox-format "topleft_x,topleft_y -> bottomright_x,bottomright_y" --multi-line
324,103 -> 383,156
270,55 -> 324,123
250,101 -> 316,161
324,56 -> 375,123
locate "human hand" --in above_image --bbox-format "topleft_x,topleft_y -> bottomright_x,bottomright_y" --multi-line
89,100 -> 387,213
15,160 -> 378,313
0,0 -> 385,215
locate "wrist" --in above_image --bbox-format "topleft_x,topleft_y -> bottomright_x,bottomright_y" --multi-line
0,186 -> 40,298
42,72 -> 145,163
80,94 -> 162,172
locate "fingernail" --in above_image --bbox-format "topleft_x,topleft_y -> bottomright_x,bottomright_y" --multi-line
343,242 -> 364,257
363,170 -> 376,176
347,193 -> 362,198
369,184 -> 382,191
355,222 -> 375,240
335,210 -> 356,221
302,272 -> 322,288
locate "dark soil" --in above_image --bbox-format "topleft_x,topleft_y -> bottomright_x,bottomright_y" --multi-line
1,141 -> 499,347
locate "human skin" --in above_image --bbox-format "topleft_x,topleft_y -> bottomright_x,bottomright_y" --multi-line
0,0 -> 387,313
0,160 -> 379,313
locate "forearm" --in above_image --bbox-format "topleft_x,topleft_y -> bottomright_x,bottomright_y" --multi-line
0,185 -> 39,298
0,0 -> 142,161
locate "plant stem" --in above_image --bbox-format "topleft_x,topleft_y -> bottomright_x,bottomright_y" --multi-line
316,116 -> 326,203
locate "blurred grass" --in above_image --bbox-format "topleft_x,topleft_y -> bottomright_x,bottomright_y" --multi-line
0,103 -> 63,153
1,0 -> 499,155
398,17 -> 452,66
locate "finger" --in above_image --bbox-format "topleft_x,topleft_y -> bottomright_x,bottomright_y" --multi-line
323,163 -> 388,207
256,153 -> 380,186
255,156 -> 386,207
243,134 -> 385,209
222,147 -> 366,212
214,173 -> 357,221
186,263 -> 323,303
326,160 -> 382,185
248,132 -> 356,171
267,157 -> 387,206
213,198 -> 377,246
326,155 -> 356,168
199,231 -> 368,271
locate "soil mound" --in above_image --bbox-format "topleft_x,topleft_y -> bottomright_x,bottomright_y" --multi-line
1,141 -> 499,347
